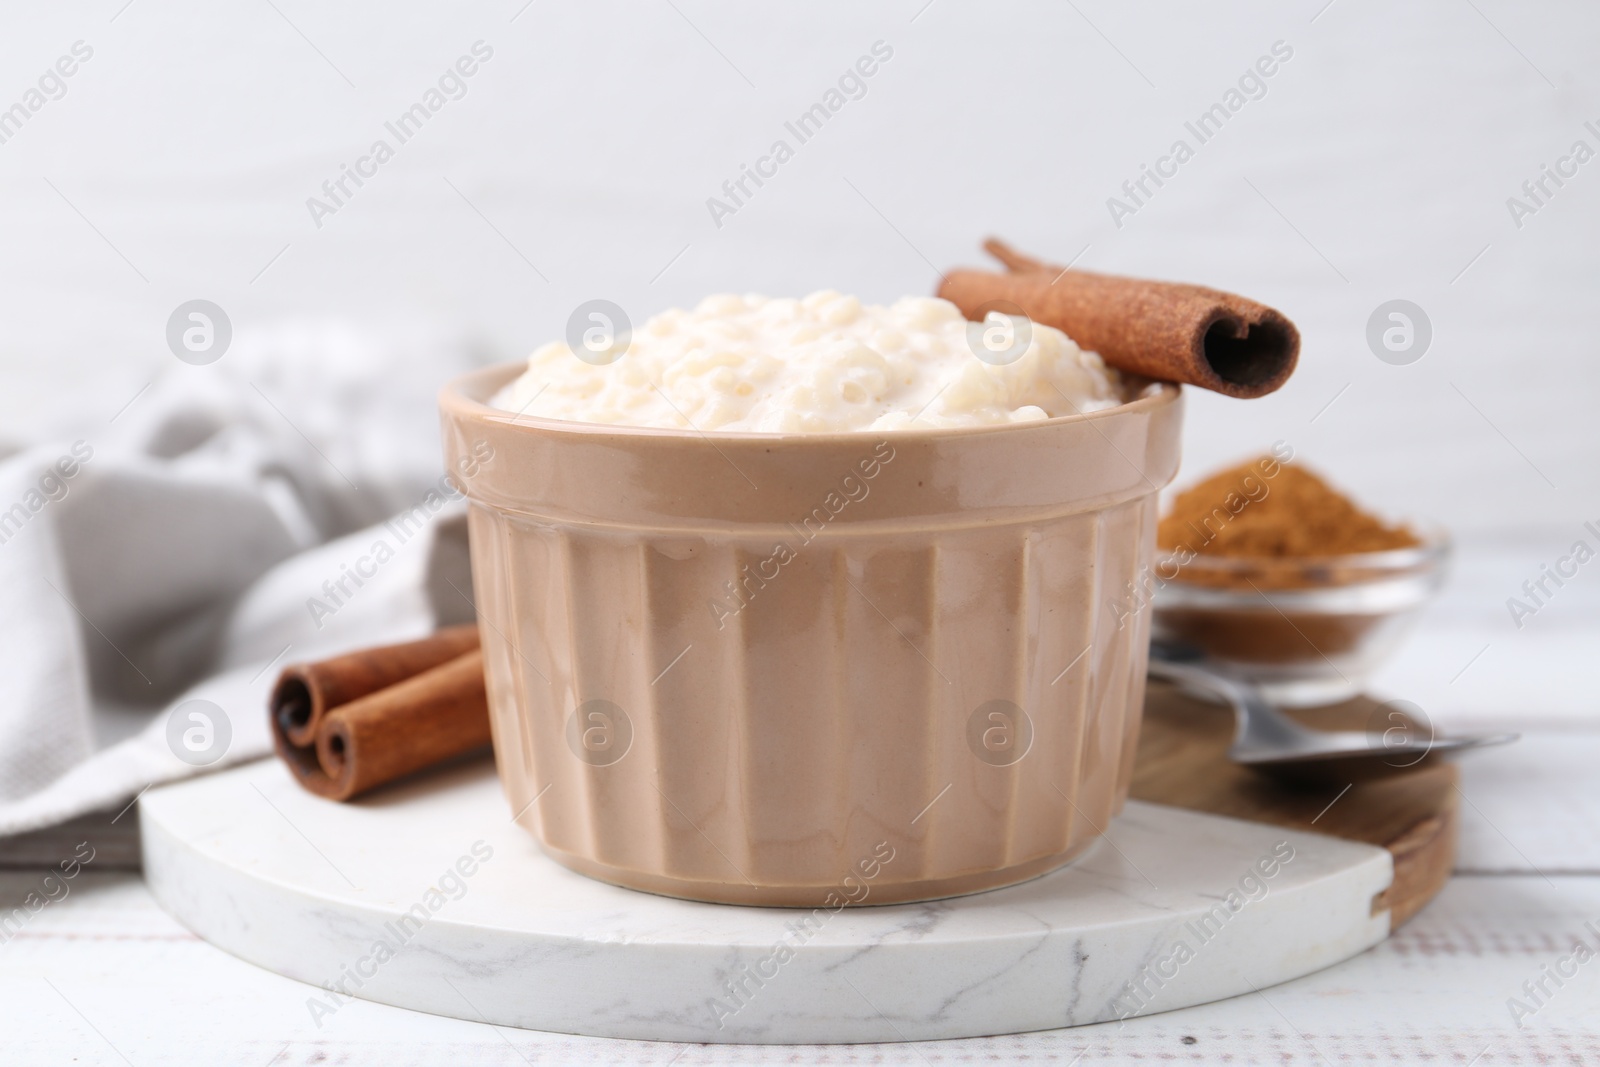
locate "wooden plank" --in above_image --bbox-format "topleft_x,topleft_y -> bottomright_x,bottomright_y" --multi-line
1450,732 -> 1600,874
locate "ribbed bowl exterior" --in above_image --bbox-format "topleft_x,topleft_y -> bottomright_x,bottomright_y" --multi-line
441,364 -> 1183,906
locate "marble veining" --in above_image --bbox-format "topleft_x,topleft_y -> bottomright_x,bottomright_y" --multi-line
141,757 -> 1392,1043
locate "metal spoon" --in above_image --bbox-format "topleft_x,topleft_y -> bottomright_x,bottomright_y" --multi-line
1146,640 -> 1517,782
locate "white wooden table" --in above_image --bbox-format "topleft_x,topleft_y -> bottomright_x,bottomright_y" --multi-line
3,592 -> 1597,1064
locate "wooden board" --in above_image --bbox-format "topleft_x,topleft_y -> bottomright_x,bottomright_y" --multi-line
1132,680 -> 1457,927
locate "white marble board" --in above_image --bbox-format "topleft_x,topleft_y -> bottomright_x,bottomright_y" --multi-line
140,757 -> 1392,1043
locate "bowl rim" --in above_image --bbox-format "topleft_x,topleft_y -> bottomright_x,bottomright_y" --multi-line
1154,521 -> 1452,578
440,360 -> 1182,445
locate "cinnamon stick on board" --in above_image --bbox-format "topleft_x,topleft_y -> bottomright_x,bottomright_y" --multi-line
271,624 -> 480,746
269,627 -> 491,801
312,649 -> 492,802
937,238 -> 1300,399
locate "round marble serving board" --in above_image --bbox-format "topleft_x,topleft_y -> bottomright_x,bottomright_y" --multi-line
141,685 -> 1454,1044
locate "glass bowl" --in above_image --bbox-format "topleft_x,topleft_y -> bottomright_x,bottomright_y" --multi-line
1150,526 -> 1450,707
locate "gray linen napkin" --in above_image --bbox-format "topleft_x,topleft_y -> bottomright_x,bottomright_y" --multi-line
0,325 -> 481,837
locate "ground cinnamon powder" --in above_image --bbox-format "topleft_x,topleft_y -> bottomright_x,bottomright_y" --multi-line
1159,459 -> 1419,558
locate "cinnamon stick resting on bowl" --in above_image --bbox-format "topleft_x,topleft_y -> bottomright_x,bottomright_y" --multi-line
938,238 -> 1300,399
269,627 -> 491,802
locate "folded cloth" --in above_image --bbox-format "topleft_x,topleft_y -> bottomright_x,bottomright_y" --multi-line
0,324 -> 482,837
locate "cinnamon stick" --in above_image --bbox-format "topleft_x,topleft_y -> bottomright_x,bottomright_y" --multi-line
268,627 -> 490,801
938,238 -> 1300,399
310,649 -> 492,801
271,624 -> 480,746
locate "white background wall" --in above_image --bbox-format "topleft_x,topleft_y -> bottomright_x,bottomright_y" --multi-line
1,1 -> 1595,715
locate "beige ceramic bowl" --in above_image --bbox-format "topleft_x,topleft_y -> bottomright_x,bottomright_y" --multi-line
440,364 -> 1182,906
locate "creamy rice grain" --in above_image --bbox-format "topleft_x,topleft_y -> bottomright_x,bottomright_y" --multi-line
490,292 -> 1125,433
